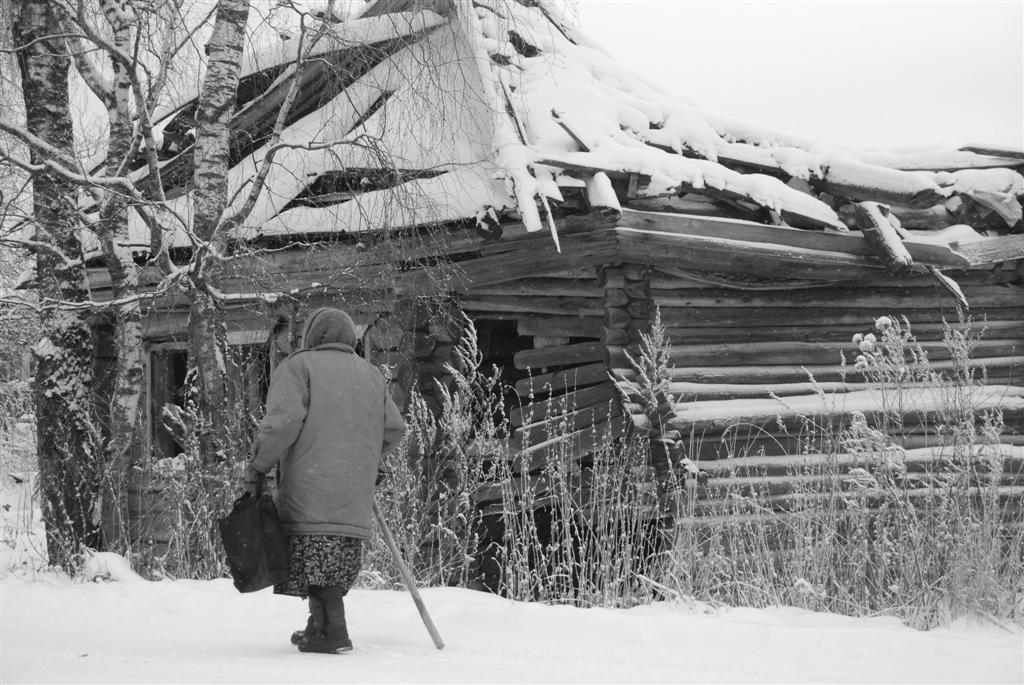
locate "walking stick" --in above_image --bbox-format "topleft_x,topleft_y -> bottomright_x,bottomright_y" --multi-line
372,500 -> 445,650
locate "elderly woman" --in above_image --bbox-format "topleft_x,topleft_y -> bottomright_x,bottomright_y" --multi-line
246,307 -> 406,654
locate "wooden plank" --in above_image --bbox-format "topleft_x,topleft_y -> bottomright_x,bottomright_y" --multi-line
958,145 -> 1024,161
515,400 -> 623,445
666,339 -> 1022,367
516,415 -> 629,457
618,229 -> 889,281
648,284 -> 1023,309
667,386 -> 1024,435
855,202 -> 914,274
647,267 -> 1022,291
515,362 -> 610,396
699,444 -> 1024,477
651,305 -> 1024,328
509,382 -> 618,426
616,208 -> 971,268
666,356 -> 1024,385
514,341 -> 606,370
954,234 -> 1024,267
459,295 -> 604,317
671,380 -> 864,401
516,315 -> 603,339
690,486 -> 1024,515
647,320 -> 1024,345
472,279 -> 602,298
400,231 -> 618,292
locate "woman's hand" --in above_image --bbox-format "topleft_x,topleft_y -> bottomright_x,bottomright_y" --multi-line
244,465 -> 266,497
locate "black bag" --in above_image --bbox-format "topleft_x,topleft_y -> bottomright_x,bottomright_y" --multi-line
218,492 -> 289,593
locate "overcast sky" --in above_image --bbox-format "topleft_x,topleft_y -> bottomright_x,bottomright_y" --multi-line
578,1 -> 1023,151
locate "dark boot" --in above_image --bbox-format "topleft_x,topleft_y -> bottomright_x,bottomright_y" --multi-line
290,593 -> 326,645
298,586 -> 352,654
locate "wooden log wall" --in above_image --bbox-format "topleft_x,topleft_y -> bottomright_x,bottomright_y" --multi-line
600,265 -> 653,370
636,263 -> 1024,527
649,266 -> 1023,415
691,445 -> 1024,526
461,268 -> 634,512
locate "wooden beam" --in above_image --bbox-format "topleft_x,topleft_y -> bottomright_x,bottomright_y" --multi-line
514,341 -> 606,370
515,362 -> 610,396
473,279 -> 602,298
516,415 -> 629,457
509,382 -> 618,426
854,202 -> 913,275
959,145 -> 1024,161
645,320 -> 1024,345
669,380 -> 862,401
551,109 -> 591,152
699,444 -> 1024,477
665,339 -> 1022,367
616,208 -> 971,268
514,400 -> 623,445
618,228 -> 888,281
648,270 -> 1023,290
649,285 -> 1024,309
666,356 -> 1024,385
400,231 -> 619,292
459,295 -> 603,317
516,315 -> 604,339
649,305 -> 1024,328
953,234 -> 1024,267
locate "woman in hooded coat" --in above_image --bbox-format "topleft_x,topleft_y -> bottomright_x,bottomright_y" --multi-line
246,307 -> 406,653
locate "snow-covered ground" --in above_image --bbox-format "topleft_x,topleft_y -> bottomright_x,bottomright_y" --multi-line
3,474 -> 1022,684
2,578 -> 1022,684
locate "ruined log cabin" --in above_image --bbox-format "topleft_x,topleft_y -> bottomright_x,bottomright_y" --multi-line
81,1 -> 1024,548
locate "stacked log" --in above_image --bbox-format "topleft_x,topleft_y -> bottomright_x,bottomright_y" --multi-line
690,445 -> 1024,522
649,267 -> 1024,398
637,262 -> 1023,525
600,265 -> 653,369
458,269 -> 649,515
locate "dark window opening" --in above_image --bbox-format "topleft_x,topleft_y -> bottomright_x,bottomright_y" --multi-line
282,168 -> 447,210
474,319 -> 533,432
149,344 -> 273,462
150,348 -> 189,460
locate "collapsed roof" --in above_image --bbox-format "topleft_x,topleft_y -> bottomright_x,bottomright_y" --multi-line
83,0 -> 1024,277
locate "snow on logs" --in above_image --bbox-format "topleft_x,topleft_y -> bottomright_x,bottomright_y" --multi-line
853,202 -> 913,275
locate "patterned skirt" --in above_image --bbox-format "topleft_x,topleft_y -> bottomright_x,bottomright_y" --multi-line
273,535 -> 363,598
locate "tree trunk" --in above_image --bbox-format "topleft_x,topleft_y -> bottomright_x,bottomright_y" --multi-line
95,2 -> 146,549
16,0 -> 101,567
187,0 -> 250,461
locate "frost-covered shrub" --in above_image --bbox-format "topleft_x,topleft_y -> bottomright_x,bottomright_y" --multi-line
364,315 -> 673,608
665,316 -> 1023,629
364,314 -> 497,590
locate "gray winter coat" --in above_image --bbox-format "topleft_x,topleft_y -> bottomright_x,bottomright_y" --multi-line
250,308 -> 406,538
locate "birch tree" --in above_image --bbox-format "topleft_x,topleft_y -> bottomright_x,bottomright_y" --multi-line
3,0 -> 352,562
185,0 -> 250,461
12,0 -> 102,566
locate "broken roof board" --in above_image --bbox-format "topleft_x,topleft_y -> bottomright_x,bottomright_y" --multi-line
76,0 -> 1024,265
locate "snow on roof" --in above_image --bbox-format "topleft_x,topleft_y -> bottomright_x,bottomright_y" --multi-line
149,3 -> 447,124
81,0 -> 1024,257
470,0 -> 1023,234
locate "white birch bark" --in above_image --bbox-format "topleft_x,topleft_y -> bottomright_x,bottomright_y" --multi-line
16,0 -> 102,567
187,0 -> 251,459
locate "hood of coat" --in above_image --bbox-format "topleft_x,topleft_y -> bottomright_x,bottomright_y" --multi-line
301,308 -> 358,349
